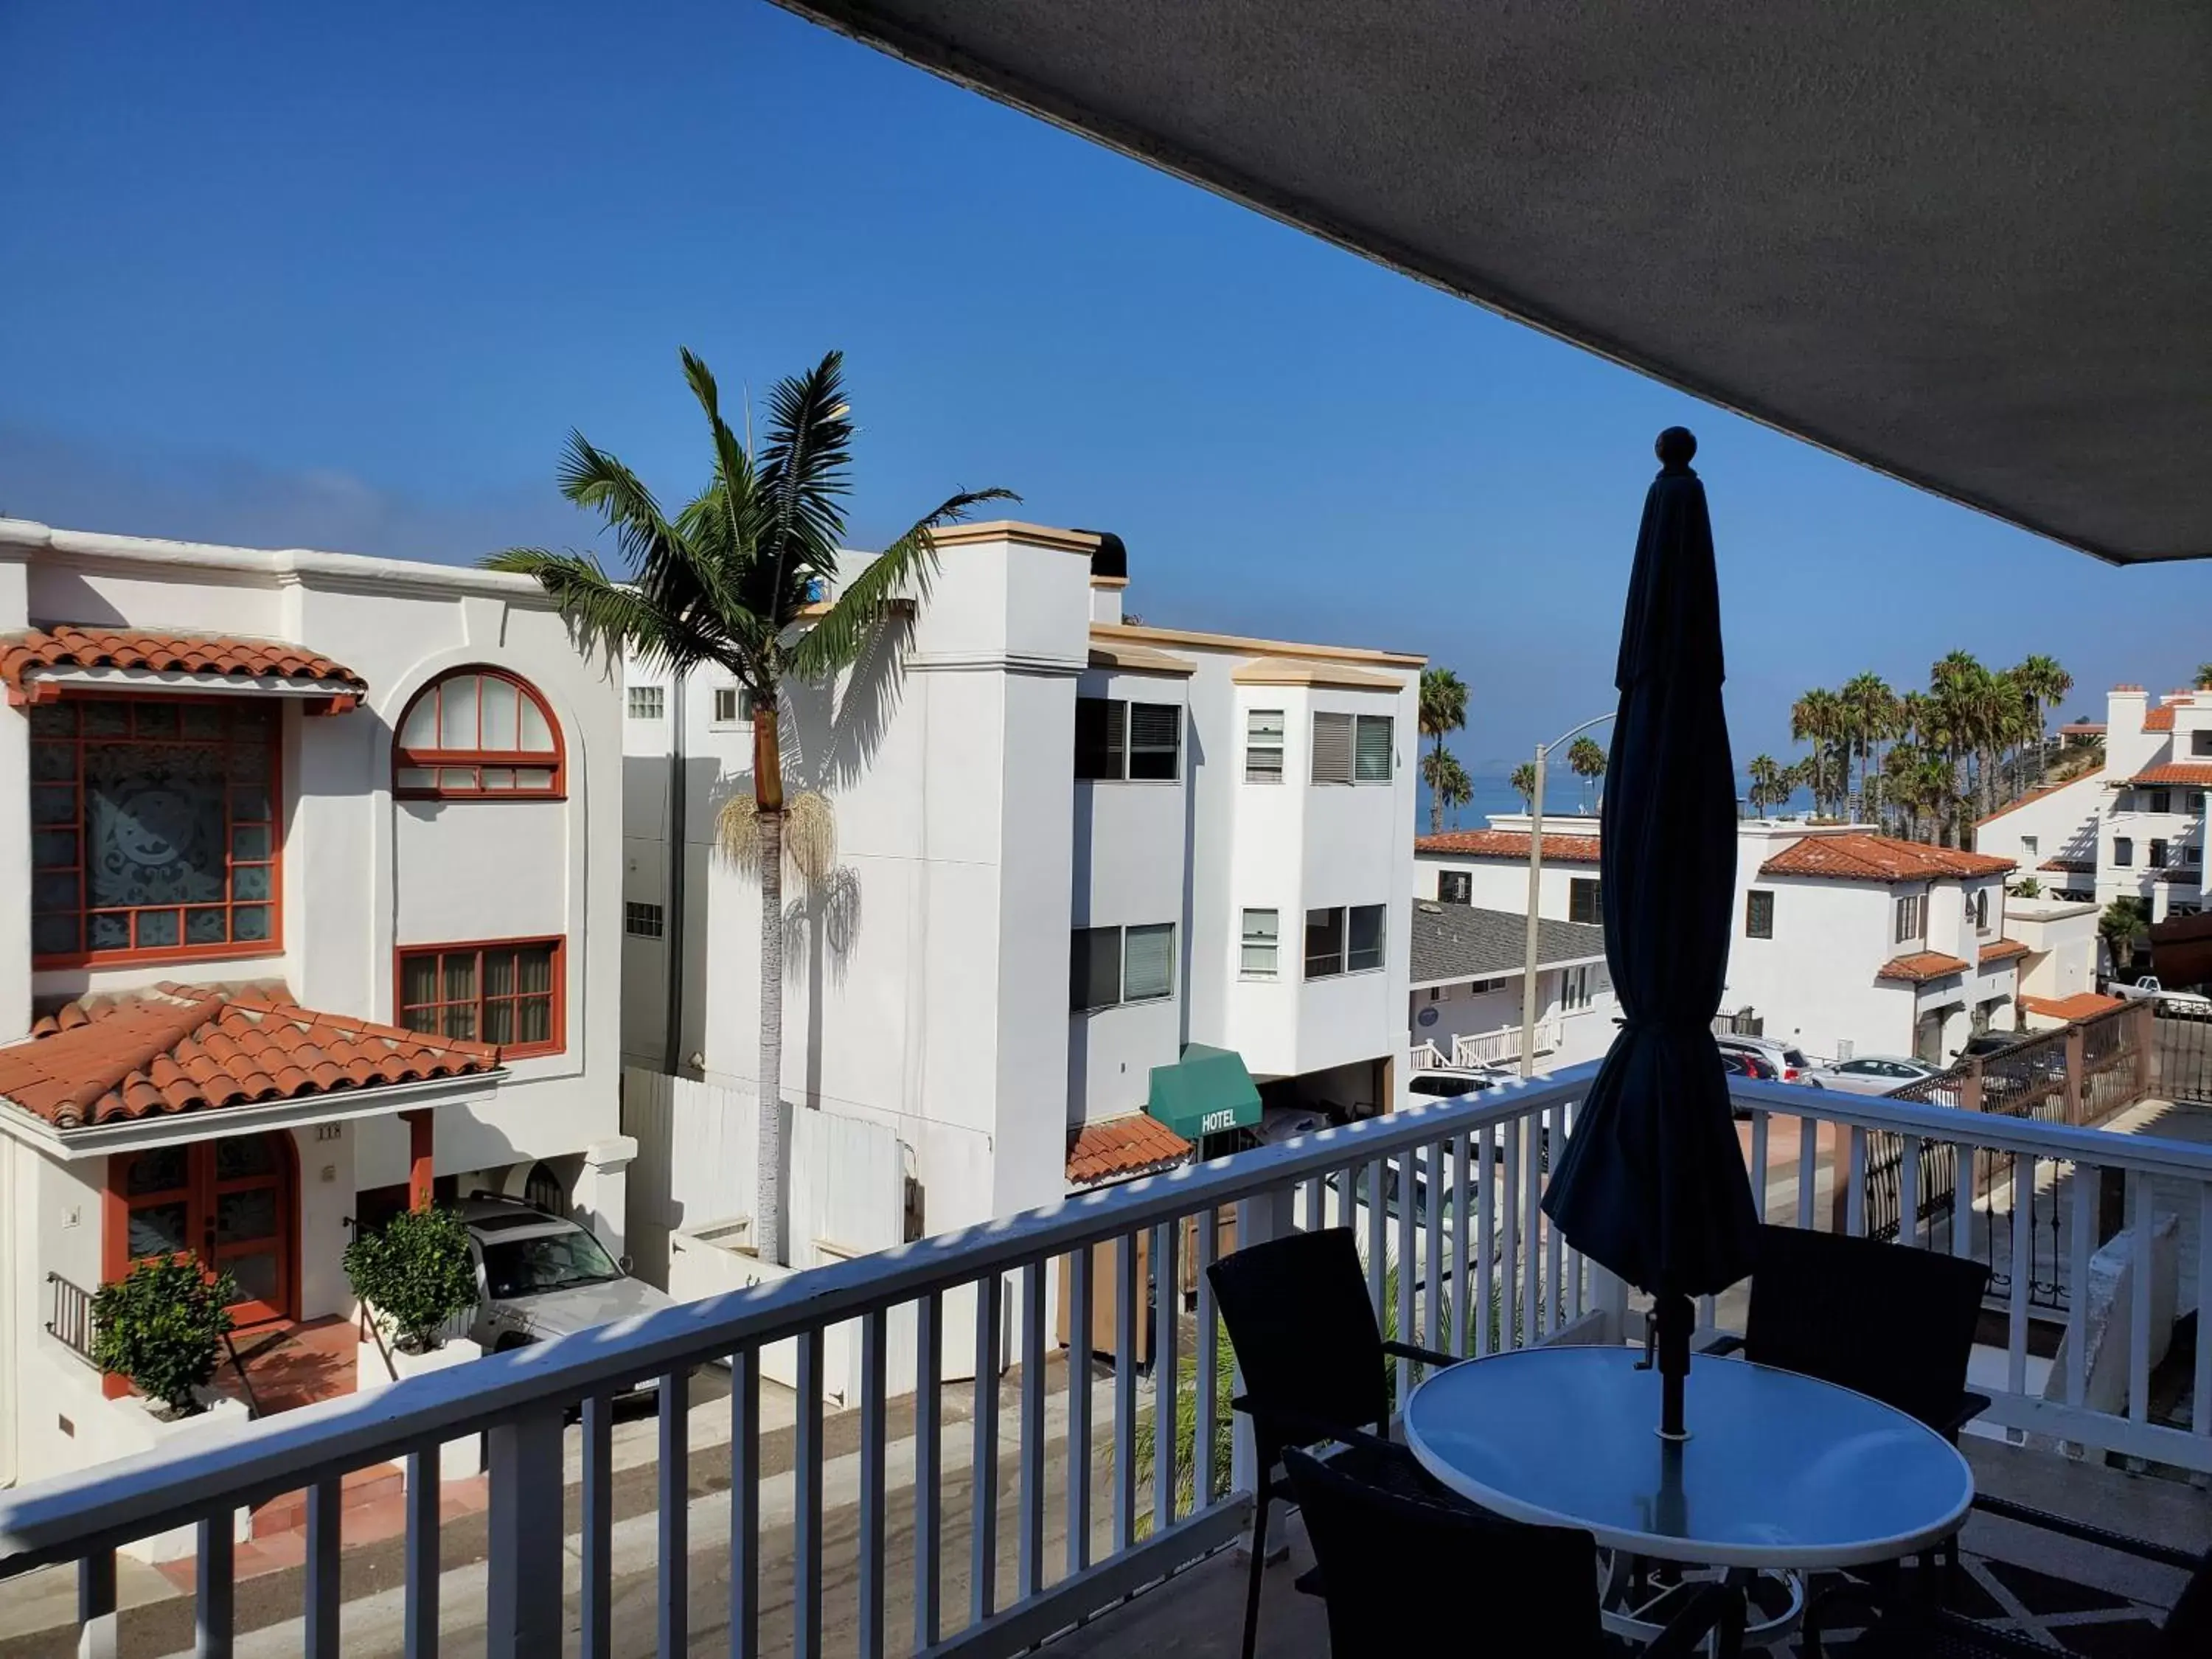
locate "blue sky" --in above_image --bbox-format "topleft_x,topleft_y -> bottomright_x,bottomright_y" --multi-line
4,0 -> 2209,771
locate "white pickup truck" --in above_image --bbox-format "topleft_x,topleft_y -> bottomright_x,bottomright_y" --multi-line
2108,975 -> 2212,1015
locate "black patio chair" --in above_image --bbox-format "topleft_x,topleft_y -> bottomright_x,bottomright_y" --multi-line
1708,1223 -> 1992,1647
1284,1443 -> 1745,1658
1852,1495 -> 2211,1657
1710,1222 -> 1993,1439
1206,1224 -> 1456,1659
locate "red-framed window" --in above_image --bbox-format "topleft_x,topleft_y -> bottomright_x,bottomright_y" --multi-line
29,695 -> 282,967
393,668 -> 564,799
397,937 -> 564,1057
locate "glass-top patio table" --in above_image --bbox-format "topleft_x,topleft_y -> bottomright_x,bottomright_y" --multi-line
1402,1346 -> 1974,1641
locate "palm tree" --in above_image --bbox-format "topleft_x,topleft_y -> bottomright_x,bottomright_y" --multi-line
2197,664 -> 2212,692
488,349 -> 1012,1264
1882,741 -> 1957,845
1566,734 -> 1606,812
1838,672 -> 1899,821
2099,897 -> 2149,978
1790,687 -> 1846,818
1418,668 -> 1470,835
1509,760 -> 1539,813
1745,754 -> 1792,816
2012,653 -> 2073,784
1425,749 -> 1473,829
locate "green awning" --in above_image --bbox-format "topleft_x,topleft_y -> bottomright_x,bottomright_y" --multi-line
1147,1043 -> 1262,1140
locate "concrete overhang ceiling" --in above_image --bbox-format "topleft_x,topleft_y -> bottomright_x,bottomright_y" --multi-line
781,1 -> 2212,564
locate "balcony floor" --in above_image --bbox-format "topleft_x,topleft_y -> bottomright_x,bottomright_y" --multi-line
1046,1436 -> 2210,1658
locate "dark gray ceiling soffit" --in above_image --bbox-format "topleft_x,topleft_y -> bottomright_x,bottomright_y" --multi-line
779,1 -> 2212,565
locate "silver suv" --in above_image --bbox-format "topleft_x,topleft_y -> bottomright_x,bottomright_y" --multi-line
459,1195 -> 676,1357
1714,1034 -> 1811,1083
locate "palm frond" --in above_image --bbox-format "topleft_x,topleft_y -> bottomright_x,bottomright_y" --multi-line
481,548 -> 703,672
680,348 -> 762,580
757,352 -> 854,609
790,487 -> 1016,678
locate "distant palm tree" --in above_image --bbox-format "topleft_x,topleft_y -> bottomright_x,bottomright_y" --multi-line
1839,672 -> 1899,821
1426,750 -> 1473,829
489,349 -> 1012,1263
1566,734 -> 1606,812
1790,687 -> 1846,818
2013,653 -> 2073,784
2197,664 -> 2212,692
1745,754 -> 1790,816
1419,668 -> 1470,835
1509,760 -> 1539,813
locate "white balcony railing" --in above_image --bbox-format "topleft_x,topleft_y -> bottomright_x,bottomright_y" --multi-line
2,1071 -> 2209,1656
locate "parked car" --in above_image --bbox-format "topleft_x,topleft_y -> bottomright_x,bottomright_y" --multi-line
2107,975 -> 2212,1017
1405,1064 -> 1512,1104
1799,1054 -> 1944,1094
459,1196 -> 677,1365
1714,1034 -> 1812,1082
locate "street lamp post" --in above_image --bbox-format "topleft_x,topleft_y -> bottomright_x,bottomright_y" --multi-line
1520,712 -> 1617,1079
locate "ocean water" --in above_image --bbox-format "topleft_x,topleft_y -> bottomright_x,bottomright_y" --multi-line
1422,771 -> 1815,833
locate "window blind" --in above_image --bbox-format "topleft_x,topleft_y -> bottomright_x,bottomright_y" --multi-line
1354,714 -> 1393,782
1123,923 -> 1175,1000
1311,714 -> 1353,785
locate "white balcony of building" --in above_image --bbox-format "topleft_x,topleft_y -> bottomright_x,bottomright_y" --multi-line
3,1050 -> 2208,1655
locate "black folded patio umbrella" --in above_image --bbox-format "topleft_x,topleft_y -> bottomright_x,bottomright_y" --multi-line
1539,427 -> 1760,1440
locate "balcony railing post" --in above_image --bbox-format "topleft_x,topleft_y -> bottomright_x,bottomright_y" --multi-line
483,1404 -> 566,1659
1230,1186 -> 1295,1512
2065,1024 -> 2086,1124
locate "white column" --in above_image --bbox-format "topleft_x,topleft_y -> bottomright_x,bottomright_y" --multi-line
574,1135 -> 638,1259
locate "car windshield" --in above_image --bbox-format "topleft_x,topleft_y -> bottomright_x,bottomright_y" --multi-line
481,1229 -> 622,1299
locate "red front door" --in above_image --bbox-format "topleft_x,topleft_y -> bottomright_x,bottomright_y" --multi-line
113,1133 -> 295,1326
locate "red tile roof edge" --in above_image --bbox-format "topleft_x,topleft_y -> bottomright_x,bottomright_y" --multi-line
1414,829 -> 1603,862
1065,1114 -> 1192,1185
2020,992 -> 2125,1020
0,626 -> 366,693
1876,951 -> 1973,982
1,984 -> 498,1130
1978,938 -> 2030,964
1759,832 -> 2014,883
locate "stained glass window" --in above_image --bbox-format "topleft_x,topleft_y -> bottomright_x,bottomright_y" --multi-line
29,698 -> 279,964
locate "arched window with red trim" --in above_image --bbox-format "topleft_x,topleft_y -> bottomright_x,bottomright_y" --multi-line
393,668 -> 565,799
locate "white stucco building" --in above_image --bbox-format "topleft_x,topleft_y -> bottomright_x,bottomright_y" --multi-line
622,521 -> 1420,1234
1414,813 -> 2065,1065
0,518 -> 625,1492
1977,683 -> 2212,928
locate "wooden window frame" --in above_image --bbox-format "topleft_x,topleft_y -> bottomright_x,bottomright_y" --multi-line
393,667 -> 566,801
30,692 -> 285,970
1568,877 -> 1603,926
1745,889 -> 1775,939
395,936 -> 566,1057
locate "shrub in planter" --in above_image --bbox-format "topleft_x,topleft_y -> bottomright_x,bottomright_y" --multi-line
345,1205 -> 480,1354
90,1253 -> 237,1416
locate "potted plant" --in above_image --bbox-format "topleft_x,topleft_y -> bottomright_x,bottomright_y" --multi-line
90,1253 -> 237,1416
344,1205 -> 480,1356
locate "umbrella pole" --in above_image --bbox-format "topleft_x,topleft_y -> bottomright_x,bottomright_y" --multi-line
1655,1291 -> 1693,1441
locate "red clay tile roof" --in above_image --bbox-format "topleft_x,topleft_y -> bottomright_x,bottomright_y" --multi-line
1978,938 -> 2030,965
1066,1114 -> 1192,1185
0,627 -> 365,695
2129,762 -> 2212,787
2039,857 -> 2094,873
2143,704 -> 2177,732
1,984 -> 498,1130
2020,992 -> 2125,1020
1759,832 -> 2014,883
1877,951 -> 1973,982
1414,829 -> 1602,863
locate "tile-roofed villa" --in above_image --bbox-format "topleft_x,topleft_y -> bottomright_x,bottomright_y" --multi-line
0,516 -> 625,1508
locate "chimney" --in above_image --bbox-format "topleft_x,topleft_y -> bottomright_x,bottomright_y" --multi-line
1082,529 -> 1127,625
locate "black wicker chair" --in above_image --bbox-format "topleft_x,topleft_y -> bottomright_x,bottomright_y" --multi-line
1284,1444 -> 1746,1658
1711,1222 -> 1993,1439
1852,1495 -> 2212,1657
1708,1223 -> 1992,1649
1206,1225 -> 1457,1659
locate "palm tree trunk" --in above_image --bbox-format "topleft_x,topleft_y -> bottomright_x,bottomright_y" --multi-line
1428,734 -> 1444,835
754,709 -> 788,1267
